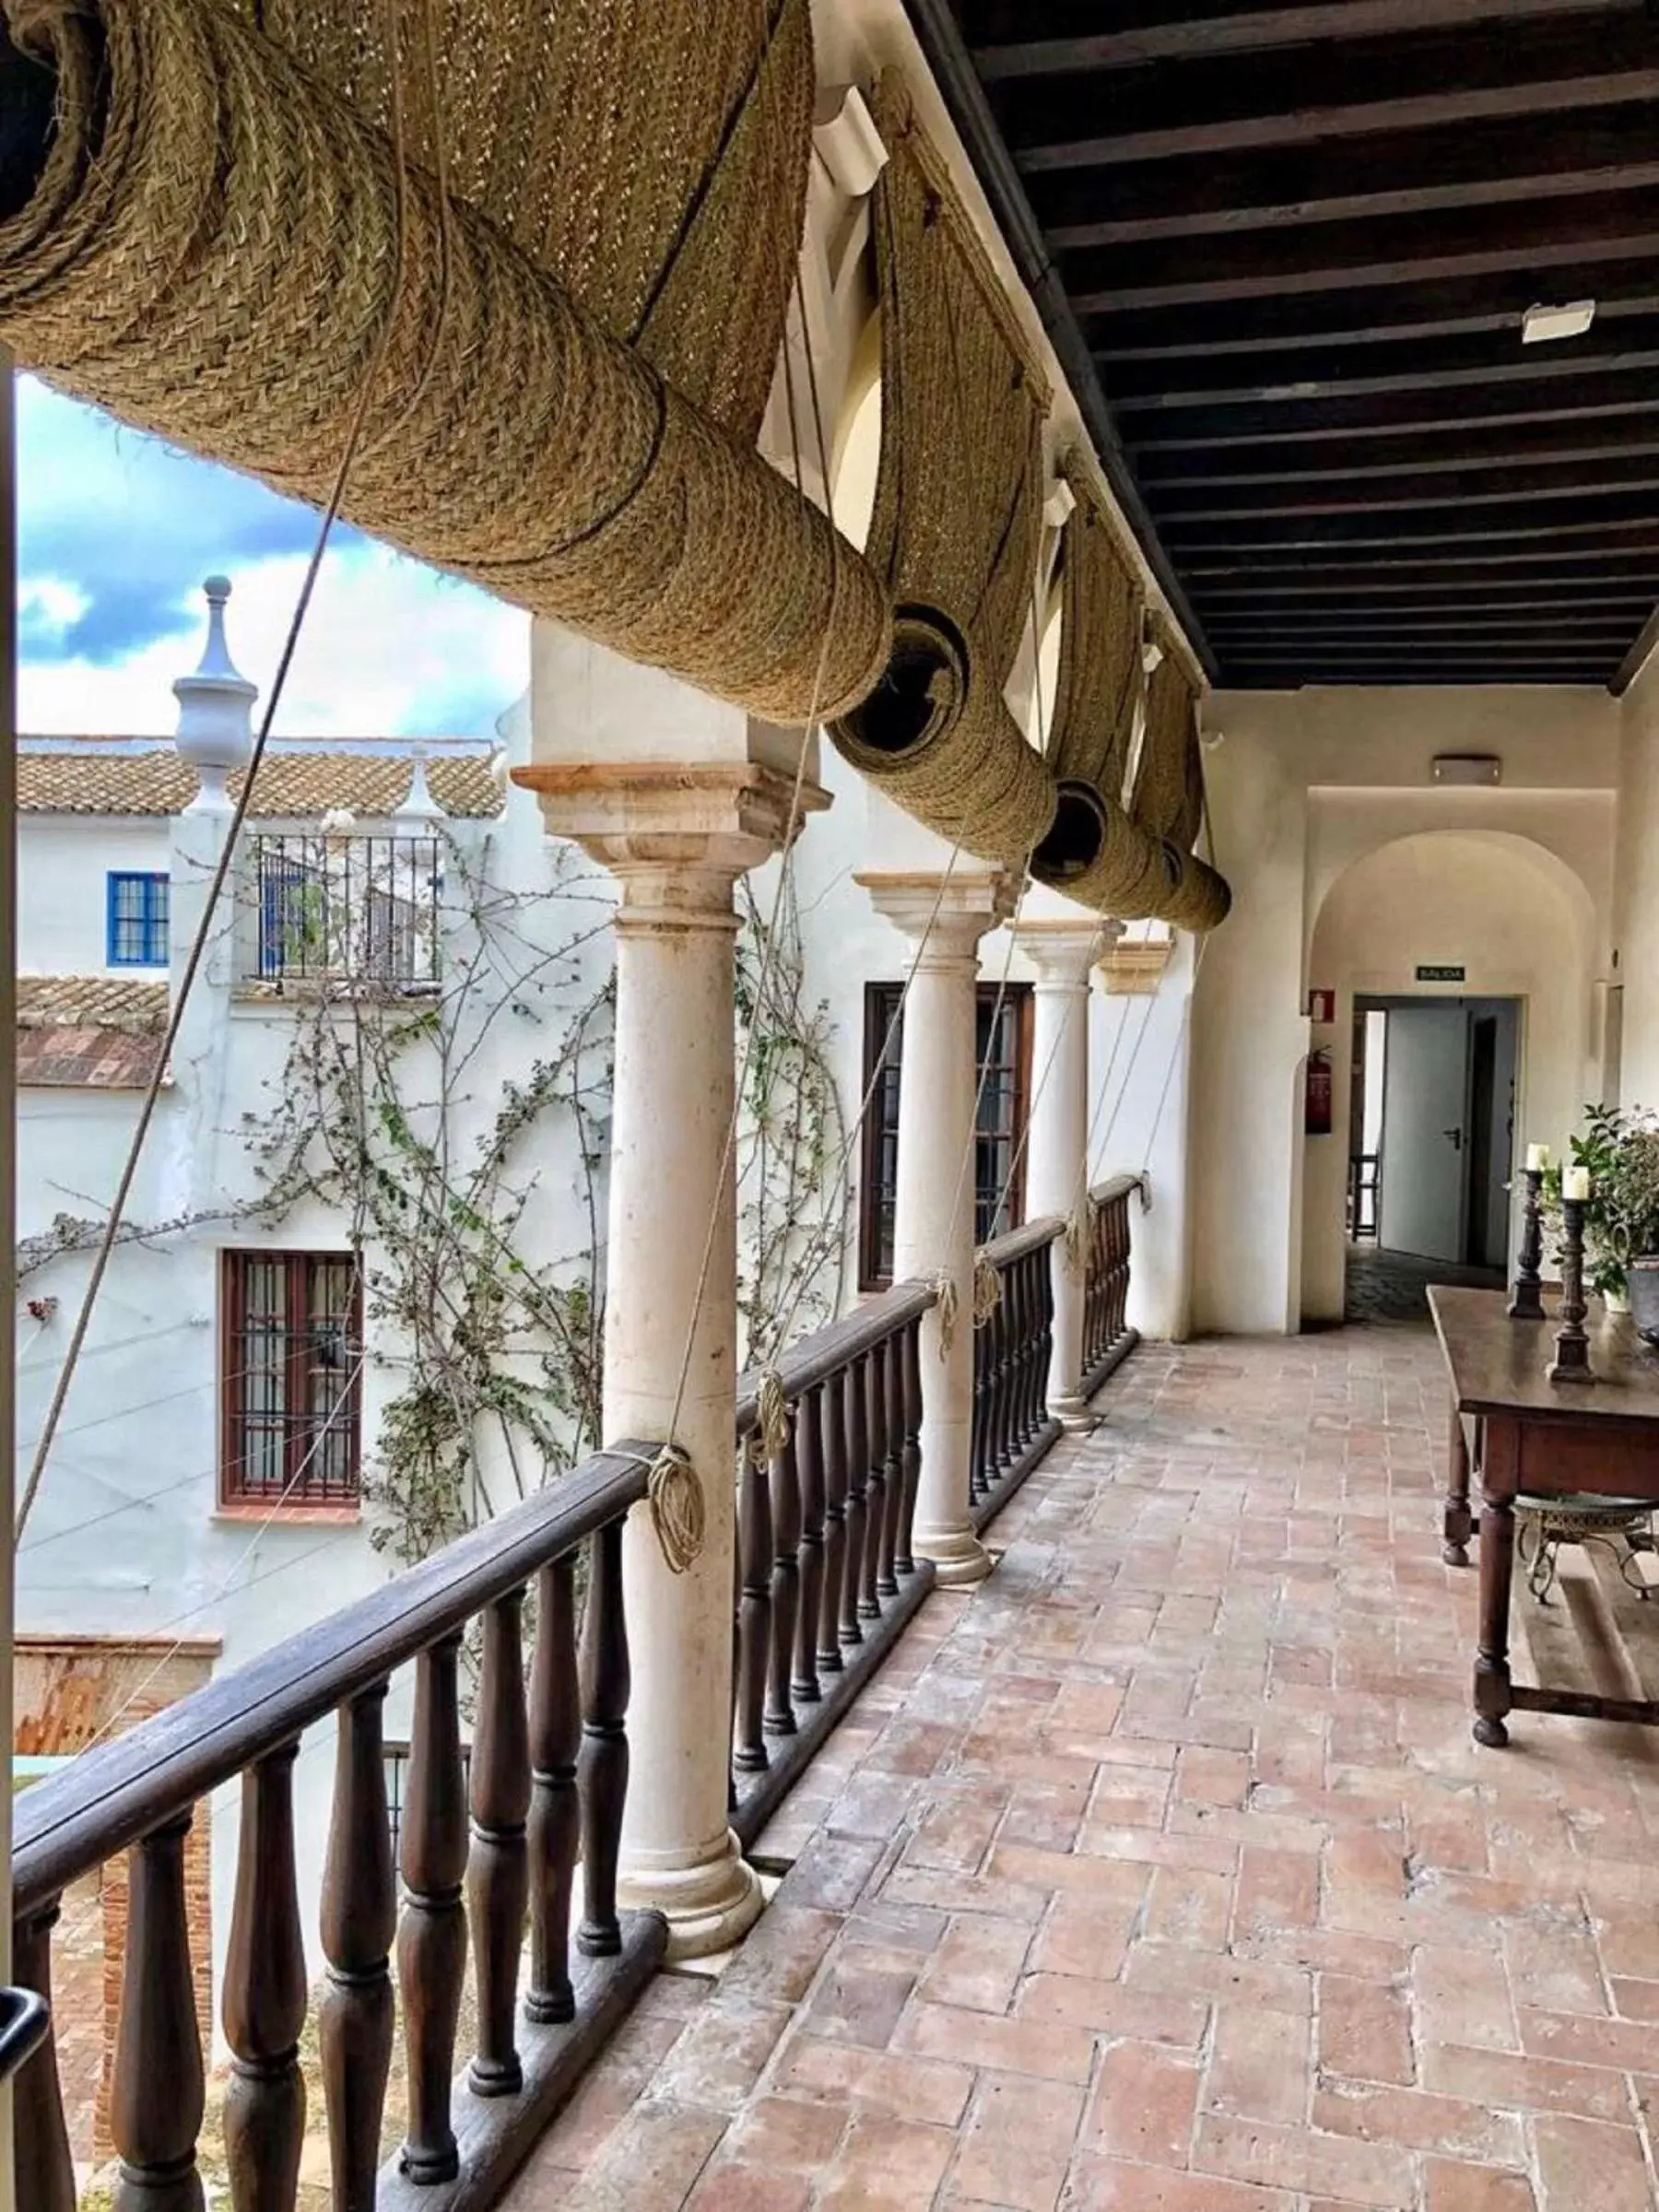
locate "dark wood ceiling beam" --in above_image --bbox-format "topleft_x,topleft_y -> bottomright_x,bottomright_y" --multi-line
1065,188 -> 1659,312
970,0 -> 1629,75
1030,103 -> 1659,242
1109,362 -> 1659,441
1088,271 -> 1659,371
1218,666 -> 1617,685
1190,577 -> 1659,604
994,17 -> 1659,168
1182,540 -> 1659,578
1201,609 -> 1641,631
1163,513 -> 1659,554
1133,415 -> 1659,487
1148,467 -> 1659,522
1129,394 -> 1659,459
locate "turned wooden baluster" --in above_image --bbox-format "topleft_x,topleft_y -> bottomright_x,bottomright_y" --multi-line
878,1328 -> 905,1596
970,1303 -> 990,1501
397,1633 -> 468,2183
989,1266 -> 1014,1472
223,1742 -> 307,2212
765,1414 -> 802,1737
817,1367 -> 848,1676
1037,1248 -> 1057,1421
862,1347 -> 888,1616
578,1515 -> 630,1957
792,1381 -> 826,1705
14,1898 -> 76,2212
899,1318 -> 924,1573
840,1356 -> 867,1647
735,1426 -> 775,1771
1019,1254 -> 1041,1441
110,1812 -> 206,2212
320,1684 -> 396,2212
470,1590 -> 531,2096
528,1553 -> 581,2024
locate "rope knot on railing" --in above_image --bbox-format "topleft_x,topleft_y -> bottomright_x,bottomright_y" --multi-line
647,1444 -> 705,1574
1063,1206 -> 1088,1277
971,1251 -> 1003,1328
748,1369 -> 792,1467
933,1269 -> 961,1356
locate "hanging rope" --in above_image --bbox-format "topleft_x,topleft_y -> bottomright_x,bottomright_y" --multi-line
933,1269 -> 962,1357
971,1252 -> 1003,1327
748,1367 -> 793,1467
646,1444 -> 707,1577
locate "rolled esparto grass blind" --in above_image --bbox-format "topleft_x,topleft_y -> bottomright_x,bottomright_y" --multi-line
0,0 -> 890,725
1133,639 -> 1231,934
1030,474 -> 1172,919
828,74 -> 1056,866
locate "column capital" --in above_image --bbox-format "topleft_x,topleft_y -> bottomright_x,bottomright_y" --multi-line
854,867 -> 1014,958
1010,916 -> 1121,987
512,760 -> 828,885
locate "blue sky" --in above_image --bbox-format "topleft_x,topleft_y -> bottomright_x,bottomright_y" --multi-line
17,375 -> 530,739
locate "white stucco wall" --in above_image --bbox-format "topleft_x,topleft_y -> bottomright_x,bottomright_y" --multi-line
19,815 -> 172,975
1191,687 -> 1619,1335
1615,653 -> 1659,1106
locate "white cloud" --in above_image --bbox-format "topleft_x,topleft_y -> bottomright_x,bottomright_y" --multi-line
20,539 -> 530,741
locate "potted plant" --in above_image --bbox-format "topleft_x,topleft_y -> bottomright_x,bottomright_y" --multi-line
1542,1105 -> 1659,1337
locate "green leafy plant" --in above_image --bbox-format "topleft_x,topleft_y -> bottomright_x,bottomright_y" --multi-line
1541,1102 -> 1659,1298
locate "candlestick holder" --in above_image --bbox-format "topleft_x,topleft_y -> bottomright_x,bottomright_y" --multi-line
1508,1168 -> 1546,1319
1547,1196 -> 1594,1382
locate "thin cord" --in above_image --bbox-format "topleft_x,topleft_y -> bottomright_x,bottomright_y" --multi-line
16,0 -> 422,1539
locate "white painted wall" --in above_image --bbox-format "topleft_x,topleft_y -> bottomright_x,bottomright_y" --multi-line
18,815 -> 171,974
1616,653 -> 1659,1106
1191,687 -> 1618,1335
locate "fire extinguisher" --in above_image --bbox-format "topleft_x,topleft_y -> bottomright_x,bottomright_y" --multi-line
1305,1048 -> 1333,1136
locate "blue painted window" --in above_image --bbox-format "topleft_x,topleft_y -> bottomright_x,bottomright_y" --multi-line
106,872 -> 170,967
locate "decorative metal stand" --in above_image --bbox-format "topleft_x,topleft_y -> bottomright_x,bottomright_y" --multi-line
1547,1196 -> 1594,1382
1508,1168 -> 1546,1319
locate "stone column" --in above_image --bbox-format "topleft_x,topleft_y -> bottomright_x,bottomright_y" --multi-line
519,760 -> 816,1959
1012,918 -> 1114,1426
858,871 -> 1012,1586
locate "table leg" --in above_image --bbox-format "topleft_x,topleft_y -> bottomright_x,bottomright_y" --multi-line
1474,1482 -> 1516,1748
1443,1405 -> 1472,1566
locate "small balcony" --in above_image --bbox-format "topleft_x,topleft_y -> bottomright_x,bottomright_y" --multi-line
236,833 -> 444,999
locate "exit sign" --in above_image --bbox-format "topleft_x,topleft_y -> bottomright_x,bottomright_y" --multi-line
1416,964 -> 1465,983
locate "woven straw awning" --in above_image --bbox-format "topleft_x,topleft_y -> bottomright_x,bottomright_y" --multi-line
0,0 -> 888,725
1027,476 -> 1229,932
828,76 -> 1056,867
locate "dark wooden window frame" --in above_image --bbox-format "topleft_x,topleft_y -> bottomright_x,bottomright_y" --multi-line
219,1250 -> 364,1509
858,981 -> 1034,1294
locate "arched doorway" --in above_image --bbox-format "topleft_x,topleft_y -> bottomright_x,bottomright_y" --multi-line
1302,830 -> 1600,1326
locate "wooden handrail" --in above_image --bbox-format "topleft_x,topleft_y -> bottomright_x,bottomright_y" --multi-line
1090,1171 -> 1147,1208
14,1441 -> 657,1916
980,1213 -> 1065,1269
735,1278 -> 936,1439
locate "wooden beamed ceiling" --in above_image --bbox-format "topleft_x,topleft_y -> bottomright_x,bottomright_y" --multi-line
936,0 -> 1659,688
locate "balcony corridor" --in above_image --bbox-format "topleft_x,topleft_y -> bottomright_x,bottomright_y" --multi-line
506,1327 -> 1659,2212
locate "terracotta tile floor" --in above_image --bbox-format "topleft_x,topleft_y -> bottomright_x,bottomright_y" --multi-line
505,1327 -> 1659,2211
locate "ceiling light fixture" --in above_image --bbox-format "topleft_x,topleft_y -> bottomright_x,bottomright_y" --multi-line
1522,300 -> 1595,346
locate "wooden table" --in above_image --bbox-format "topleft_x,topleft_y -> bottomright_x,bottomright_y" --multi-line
1429,1284 -> 1659,1746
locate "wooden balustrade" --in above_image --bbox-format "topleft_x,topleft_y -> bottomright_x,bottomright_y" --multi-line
971,1217 -> 1066,1530
11,1443 -> 666,2212
1082,1173 -> 1145,1397
730,1281 -> 937,1844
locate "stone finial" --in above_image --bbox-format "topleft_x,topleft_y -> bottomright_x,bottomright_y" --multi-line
394,745 -> 445,823
174,574 -> 257,813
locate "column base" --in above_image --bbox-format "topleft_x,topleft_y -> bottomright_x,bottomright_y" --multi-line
617,1830 -> 765,1962
912,1524 -> 994,1585
1050,1393 -> 1098,1434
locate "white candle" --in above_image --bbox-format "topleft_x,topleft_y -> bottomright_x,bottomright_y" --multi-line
1525,1143 -> 1550,1172
1563,1167 -> 1591,1201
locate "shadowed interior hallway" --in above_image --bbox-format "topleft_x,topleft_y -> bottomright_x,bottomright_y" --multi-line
503,1328 -> 1659,2212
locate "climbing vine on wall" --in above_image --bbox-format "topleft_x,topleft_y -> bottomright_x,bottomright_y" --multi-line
245,831 -> 615,1570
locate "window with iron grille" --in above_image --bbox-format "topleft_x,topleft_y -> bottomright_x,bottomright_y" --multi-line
858,982 -> 1032,1292
220,1252 -> 363,1506
248,834 -> 441,989
106,872 -> 170,967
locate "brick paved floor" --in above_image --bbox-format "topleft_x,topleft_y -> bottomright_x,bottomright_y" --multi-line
505,1327 -> 1659,2211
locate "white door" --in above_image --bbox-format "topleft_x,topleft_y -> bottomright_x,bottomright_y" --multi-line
1379,1004 -> 1468,1263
